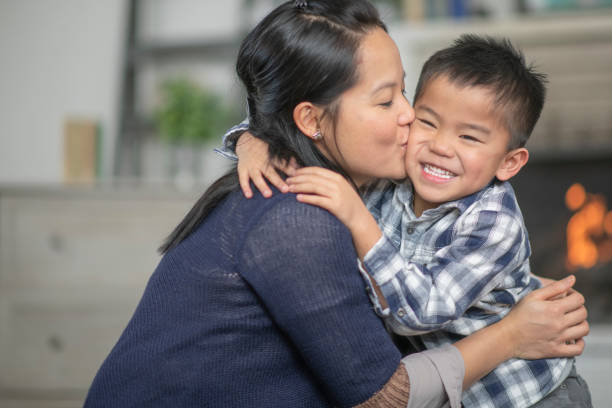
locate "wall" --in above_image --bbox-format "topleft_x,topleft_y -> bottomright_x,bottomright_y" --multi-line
0,0 -> 126,183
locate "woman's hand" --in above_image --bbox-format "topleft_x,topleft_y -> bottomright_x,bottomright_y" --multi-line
287,167 -> 382,258
531,273 -> 557,288
455,275 -> 589,389
504,275 -> 589,360
235,132 -> 299,198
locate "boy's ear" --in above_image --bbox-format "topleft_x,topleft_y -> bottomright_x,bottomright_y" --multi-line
496,147 -> 529,181
293,102 -> 324,141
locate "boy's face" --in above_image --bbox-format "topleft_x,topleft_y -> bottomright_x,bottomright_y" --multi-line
405,74 -> 519,216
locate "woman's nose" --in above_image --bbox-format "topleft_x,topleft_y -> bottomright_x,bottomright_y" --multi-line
398,98 -> 415,126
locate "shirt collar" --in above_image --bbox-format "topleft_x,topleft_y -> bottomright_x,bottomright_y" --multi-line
395,179 -> 497,217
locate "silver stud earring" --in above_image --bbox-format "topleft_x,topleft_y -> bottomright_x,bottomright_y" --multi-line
312,130 -> 322,141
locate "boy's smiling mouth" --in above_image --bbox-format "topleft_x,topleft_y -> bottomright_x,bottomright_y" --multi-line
422,163 -> 457,181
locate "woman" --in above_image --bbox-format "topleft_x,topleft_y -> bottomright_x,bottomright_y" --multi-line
85,1 -> 587,407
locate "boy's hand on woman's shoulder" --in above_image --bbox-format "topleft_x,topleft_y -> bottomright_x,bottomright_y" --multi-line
235,132 -> 298,198
287,167 -> 382,259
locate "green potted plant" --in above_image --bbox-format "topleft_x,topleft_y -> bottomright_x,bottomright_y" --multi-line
155,77 -> 233,188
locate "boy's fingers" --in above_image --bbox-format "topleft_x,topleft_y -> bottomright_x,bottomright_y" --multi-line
293,167 -> 340,181
238,168 -> 253,199
288,181 -> 332,197
288,157 -> 300,170
296,194 -> 330,209
532,275 -> 575,300
264,167 -> 289,193
252,174 -> 272,198
286,174 -> 325,186
272,157 -> 297,176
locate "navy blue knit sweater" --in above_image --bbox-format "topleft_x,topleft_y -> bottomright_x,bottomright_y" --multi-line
85,189 -> 401,407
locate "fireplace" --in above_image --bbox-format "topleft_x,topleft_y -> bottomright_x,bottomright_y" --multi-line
512,158 -> 612,323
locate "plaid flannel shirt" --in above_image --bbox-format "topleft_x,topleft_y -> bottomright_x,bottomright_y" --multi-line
219,122 -> 573,407
362,178 -> 572,408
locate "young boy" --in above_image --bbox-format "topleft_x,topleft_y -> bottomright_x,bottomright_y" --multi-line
219,35 -> 591,407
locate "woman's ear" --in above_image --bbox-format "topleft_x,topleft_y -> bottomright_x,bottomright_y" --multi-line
496,147 -> 529,181
293,102 -> 324,141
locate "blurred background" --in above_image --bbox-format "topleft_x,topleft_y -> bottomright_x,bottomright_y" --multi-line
0,0 -> 611,406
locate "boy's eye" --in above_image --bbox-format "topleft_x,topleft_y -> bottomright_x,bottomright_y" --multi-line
460,134 -> 481,142
380,101 -> 393,107
418,118 -> 435,128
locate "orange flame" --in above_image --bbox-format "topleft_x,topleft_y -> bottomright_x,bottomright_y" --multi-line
565,183 -> 586,211
565,183 -> 612,270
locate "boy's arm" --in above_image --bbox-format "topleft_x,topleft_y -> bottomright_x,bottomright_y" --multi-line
363,201 -> 531,334
287,171 -> 531,334
215,117 -> 297,197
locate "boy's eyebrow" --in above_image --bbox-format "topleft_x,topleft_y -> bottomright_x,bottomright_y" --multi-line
416,105 -> 441,120
417,104 -> 492,135
371,72 -> 406,95
460,122 -> 492,135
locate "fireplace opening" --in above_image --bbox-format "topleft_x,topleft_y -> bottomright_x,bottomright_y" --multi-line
512,157 -> 612,323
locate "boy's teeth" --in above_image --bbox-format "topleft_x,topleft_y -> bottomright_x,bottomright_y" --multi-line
423,164 -> 455,179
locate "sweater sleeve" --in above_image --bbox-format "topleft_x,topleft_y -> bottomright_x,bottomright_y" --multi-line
238,196 -> 402,407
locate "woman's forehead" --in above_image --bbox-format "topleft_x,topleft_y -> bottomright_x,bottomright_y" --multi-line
354,28 -> 403,90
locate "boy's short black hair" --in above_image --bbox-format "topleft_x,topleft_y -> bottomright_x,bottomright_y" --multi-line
413,34 -> 547,150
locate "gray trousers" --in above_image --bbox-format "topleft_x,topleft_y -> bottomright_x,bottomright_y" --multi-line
529,365 -> 592,408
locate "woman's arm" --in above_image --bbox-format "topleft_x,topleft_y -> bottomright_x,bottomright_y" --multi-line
455,275 -> 588,388
365,276 -> 589,408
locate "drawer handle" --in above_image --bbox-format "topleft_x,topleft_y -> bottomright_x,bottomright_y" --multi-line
48,234 -> 65,252
47,335 -> 64,353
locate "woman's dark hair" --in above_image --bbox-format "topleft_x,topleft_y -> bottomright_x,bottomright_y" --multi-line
159,0 -> 386,254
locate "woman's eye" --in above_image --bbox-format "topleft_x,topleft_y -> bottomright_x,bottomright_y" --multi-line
380,101 -> 393,107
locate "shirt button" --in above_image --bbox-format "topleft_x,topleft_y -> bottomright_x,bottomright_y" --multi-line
397,308 -> 406,317
406,227 -> 415,234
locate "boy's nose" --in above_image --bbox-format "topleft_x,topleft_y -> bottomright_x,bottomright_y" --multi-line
429,133 -> 453,157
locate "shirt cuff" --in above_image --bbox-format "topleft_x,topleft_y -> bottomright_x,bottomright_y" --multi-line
363,233 -> 400,285
219,121 -> 250,154
213,146 -> 238,161
357,259 -> 390,317
402,344 -> 464,408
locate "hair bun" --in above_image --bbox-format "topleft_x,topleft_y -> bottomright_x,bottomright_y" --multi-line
294,0 -> 308,9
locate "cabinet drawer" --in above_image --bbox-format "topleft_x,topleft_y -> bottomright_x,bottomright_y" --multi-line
0,292 -> 140,392
0,196 -> 190,290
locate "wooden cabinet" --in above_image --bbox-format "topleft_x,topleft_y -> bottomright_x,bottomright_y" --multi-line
0,185 -> 194,406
